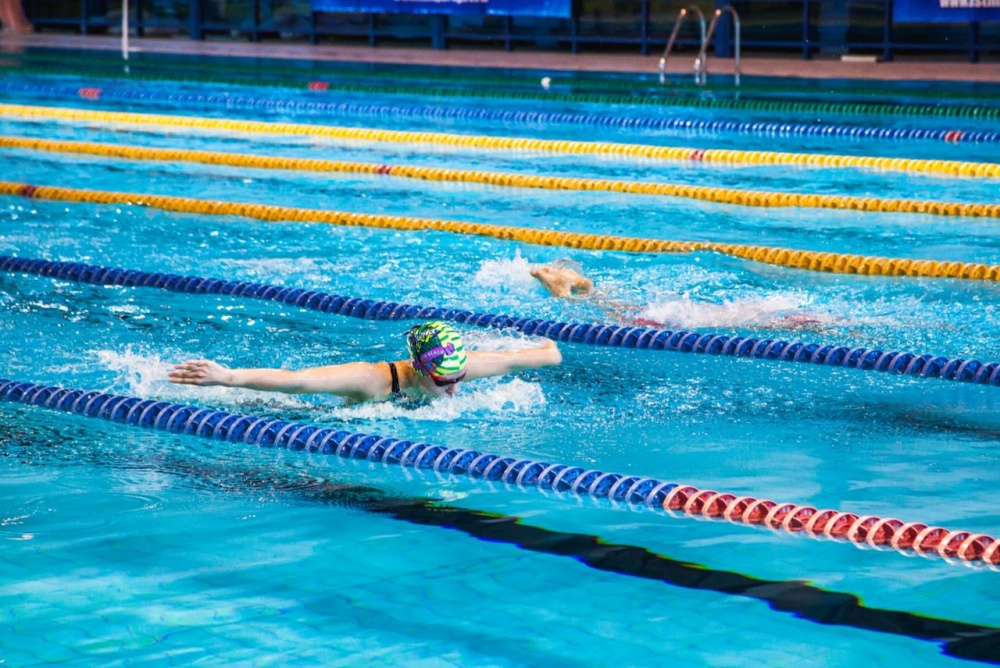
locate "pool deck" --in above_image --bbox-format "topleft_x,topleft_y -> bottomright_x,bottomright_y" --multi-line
2,30 -> 999,83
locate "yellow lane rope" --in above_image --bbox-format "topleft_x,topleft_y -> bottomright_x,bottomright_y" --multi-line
3,135 -> 998,219
1,103 -> 998,180
3,180 -> 998,281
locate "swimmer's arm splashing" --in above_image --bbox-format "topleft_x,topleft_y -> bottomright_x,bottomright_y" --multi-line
464,340 -> 562,381
168,359 -> 387,402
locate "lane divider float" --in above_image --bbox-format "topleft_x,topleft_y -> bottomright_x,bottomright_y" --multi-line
1,103 -> 998,179
3,181 -> 1000,282
3,135 -> 997,219
1,379 -> 995,566
16,50 -> 1000,106
1,80 -> 999,145
3,61 -> 1000,122
5,255 -> 1000,388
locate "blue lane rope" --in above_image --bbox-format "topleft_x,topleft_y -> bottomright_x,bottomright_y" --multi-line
1,81 -> 998,145
0,379 -> 681,507
4,255 -> 1000,388
3,377 -> 998,568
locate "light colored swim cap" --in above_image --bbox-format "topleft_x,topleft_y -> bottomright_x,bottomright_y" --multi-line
552,258 -> 584,273
406,321 -> 467,378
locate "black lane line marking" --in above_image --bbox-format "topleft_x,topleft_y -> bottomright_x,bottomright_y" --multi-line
4,421 -> 999,664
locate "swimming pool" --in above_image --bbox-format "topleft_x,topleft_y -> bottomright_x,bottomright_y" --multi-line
1,50 -> 999,665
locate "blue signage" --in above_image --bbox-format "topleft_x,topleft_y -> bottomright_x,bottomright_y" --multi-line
311,0 -> 572,16
894,0 -> 1000,22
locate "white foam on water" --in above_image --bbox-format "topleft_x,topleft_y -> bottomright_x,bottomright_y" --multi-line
327,377 -> 546,422
217,256 -> 328,286
95,348 -> 314,411
471,250 -> 537,294
639,292 -> 820,329
819,294 -> 916,329
96,345 -> 547,423
462,326 -> 546,351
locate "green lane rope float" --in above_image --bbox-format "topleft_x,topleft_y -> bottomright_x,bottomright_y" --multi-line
2,79 -> 999,145
3,61 -> 1000,122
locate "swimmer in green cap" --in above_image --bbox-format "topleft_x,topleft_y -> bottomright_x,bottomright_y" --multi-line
168,320 -> 561,404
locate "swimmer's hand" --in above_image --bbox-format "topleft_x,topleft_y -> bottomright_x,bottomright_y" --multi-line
168,359 -> 234,387
530,265 -> 593,298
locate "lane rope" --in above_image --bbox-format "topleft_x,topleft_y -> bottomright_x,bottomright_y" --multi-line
4,61 -> 1000,122
6,255 -> 1000,388
3,135 -> 998,219
1,103 -> 998,179
4,181 -> 1000,282
1,379 -> 995,567
16,50 -> 1000,105
2,79 -> 999,146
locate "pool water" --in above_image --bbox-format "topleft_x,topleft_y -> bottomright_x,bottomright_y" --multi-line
1,50 -> 999,666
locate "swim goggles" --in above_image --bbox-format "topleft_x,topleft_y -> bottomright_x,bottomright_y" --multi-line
424,368 -> 467,388
406,329 -> 467,387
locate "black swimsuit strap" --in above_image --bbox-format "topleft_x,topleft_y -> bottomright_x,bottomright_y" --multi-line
388,361 -> 401,396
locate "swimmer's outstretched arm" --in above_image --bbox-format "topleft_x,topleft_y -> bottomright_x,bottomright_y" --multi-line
464,339 -> 562,380
168,359 -> 388,401
530,264 -> 635,319
530,265 -> 593,298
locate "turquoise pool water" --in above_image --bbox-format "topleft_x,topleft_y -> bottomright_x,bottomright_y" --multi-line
1,52 -> 999,666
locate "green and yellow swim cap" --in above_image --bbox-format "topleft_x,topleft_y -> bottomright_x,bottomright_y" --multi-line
406,321 -> 467,379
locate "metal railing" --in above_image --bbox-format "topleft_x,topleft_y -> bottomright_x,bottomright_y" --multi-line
695,5 -> 741,85
121,0 -> 130,62
658,5 -> 707,84
19,1 -> 998,64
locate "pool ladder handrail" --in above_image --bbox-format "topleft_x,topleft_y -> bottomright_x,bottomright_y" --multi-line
695,6 -> 742,86
121,0 -> 130,61
658,5 -> 707,84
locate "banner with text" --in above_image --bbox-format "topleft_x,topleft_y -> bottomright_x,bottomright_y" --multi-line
311,0 -> 572,16
894,0 -> 1000,22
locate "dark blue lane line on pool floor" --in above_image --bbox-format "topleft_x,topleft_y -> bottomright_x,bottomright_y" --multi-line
4,255 -> 1000,388
4,416 -> 998,665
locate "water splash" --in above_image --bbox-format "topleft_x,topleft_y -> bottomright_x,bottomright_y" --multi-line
95,348 -> 315,411
639,292 -> 822,329
472,250 -> 537,293
95,346 -> 545,422
218,256 -> 329,287
327,377 -> 546,423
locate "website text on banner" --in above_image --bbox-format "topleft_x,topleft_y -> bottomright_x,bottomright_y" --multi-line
309,0 -> 571,16
894,0 -> 1000,22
